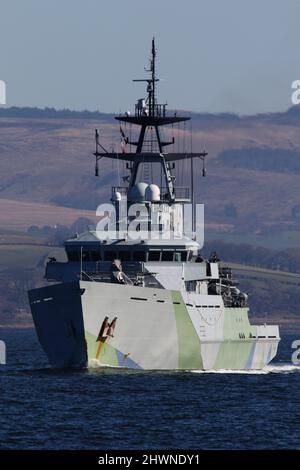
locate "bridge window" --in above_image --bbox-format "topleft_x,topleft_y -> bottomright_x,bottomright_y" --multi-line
119,251 -> 131,261
104,251 -> 118,261
90,251 -> 101,261
148,250 -> 161,261
161,251 -> 174,261
133,251 -> 146,262
175,251 -> 187,262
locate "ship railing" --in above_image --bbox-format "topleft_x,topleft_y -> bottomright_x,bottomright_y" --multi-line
112,186 -> 128,197
170,187 -> 190,200
135,103 -> 167,117
158,187 -> 190,201
112,186 -> 190,201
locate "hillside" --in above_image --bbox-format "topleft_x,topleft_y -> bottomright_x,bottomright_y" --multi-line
0,199 -> 97,230
0,106 -> 300,240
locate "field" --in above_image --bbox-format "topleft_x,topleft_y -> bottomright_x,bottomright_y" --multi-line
206,230 -> 300,251
0,198 -> 97,231
0,109 -> 300,237
0,243 -> 65,272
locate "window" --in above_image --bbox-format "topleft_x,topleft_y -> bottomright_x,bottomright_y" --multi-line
161,251 -> 174,261
104,251 -> 118,261
133,251 -> 146,262
148,251 -> 161,261
186,280 -> 196,292
119,251 -> 131,261
206,262 -> 212,277
175,251 -> 187,262
90,251 -> 101,261
182,252 -> 188,261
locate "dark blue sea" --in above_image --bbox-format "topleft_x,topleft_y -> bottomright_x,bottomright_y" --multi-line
0,328 -> 299,450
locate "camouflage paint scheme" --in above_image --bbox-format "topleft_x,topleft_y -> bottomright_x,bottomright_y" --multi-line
82,281 -> 279,370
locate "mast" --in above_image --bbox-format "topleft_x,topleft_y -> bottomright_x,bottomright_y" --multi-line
93,38 -> 207,207
151,37 -> 156,117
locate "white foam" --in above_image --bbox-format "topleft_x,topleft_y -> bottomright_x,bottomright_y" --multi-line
88,359 -> 123,369
191,369 -> 267,375
88,358 -> 103,368
87,360 -> 300,374
191,363 -> 300,375
263,363 -> 300,374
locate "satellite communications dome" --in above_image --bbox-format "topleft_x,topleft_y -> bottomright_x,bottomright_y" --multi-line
145,184 -> 160,202
127,182 -> 148,202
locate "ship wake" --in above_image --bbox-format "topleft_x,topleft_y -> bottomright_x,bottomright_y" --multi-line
191,363 -> 300,374
87,359 -> 300,374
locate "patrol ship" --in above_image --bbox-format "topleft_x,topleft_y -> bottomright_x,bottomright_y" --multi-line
28,40 -> 280,369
